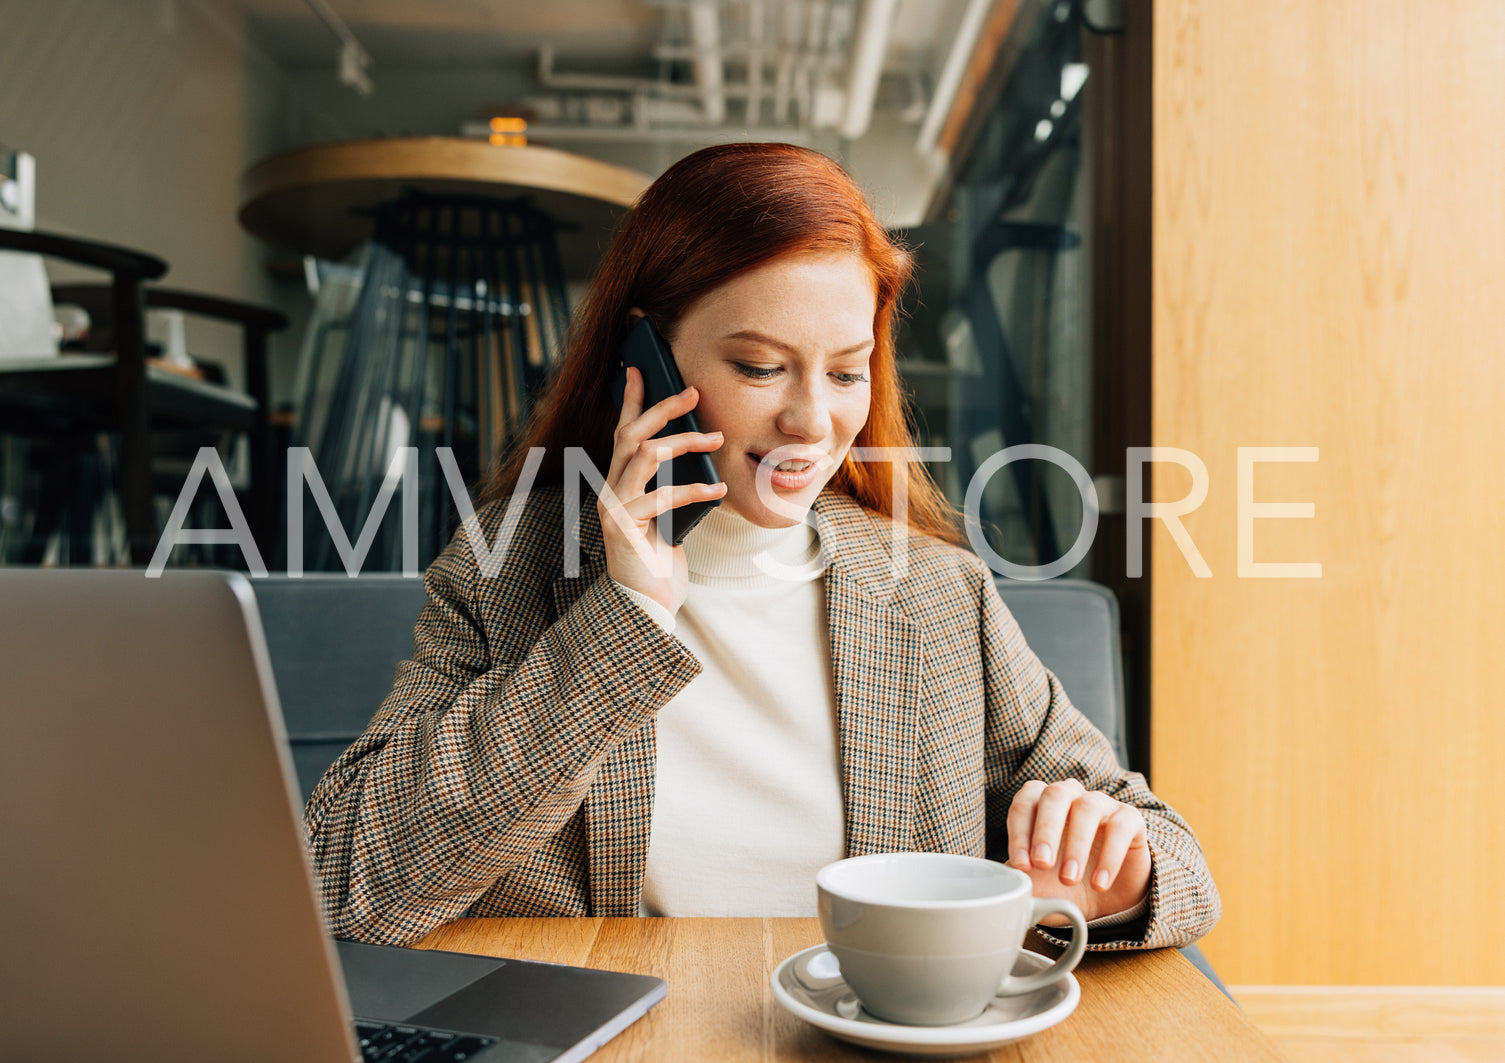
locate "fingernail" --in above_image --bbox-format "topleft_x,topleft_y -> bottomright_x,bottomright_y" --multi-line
1093,869 -> 1111,890
1011,849 -> 1029,868
1033,843 -> 1052,866
1062,860 -> 1079,883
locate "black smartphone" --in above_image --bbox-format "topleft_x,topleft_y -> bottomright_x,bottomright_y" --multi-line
609,318 -> 723,545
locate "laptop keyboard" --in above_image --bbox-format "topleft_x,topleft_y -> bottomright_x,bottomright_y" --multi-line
355,1020 -> 498,1061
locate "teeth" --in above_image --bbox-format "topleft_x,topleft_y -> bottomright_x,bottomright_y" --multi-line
773,460 -> 812,471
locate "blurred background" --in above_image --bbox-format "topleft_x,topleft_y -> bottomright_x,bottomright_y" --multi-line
3,1 -> 1503,1050
1,0 -> 1125,587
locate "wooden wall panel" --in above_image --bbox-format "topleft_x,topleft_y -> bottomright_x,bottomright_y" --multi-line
1151,0 -> 1505,984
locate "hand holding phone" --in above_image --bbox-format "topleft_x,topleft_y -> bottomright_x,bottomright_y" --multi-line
609,318 -> 724,545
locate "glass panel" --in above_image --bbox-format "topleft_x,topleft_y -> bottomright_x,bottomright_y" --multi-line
897,4 -> 1094,578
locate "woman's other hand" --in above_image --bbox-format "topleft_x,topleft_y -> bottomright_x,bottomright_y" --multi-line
1005,778 -> 1152,924
599,366 -> 728,615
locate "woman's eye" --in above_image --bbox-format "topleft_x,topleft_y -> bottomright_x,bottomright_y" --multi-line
733,363 -> 780,380
833,371 -> 869,385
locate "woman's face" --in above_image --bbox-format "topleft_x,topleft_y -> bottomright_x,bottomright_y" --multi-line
667,252 -> 877,528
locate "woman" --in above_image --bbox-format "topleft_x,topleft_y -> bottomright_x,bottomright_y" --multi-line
305,143 -> 1219,951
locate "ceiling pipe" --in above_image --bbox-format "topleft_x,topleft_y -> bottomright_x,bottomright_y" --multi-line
528,0 -> 865,137
796,0 -> 830,127
304,0 -> 373,97
839,0 -> 899,140
538,44 -> 667,94
746,0 -> 766,124
537,45 -> 720,117
532,61 -> 776,103
539,23 -> 726,126
916,0 -> 993,156
461,119 -> 812,146
687,1 -> 727,126
772,1 -> 799,123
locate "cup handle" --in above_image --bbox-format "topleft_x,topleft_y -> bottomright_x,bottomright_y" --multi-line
996,897 -> 1089,996
792,948 -> 847,992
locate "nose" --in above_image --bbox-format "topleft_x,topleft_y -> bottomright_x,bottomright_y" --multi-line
774,376 -> 832,442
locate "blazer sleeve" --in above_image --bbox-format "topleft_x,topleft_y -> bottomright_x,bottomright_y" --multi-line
303,508 -> 701,945
977,572 -> 1221,950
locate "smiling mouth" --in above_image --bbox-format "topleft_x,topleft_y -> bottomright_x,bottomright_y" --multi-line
759,456 -> 816,472
749,452 -> 826,490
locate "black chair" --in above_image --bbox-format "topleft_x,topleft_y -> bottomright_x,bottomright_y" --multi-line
248,569 -> 1228,993
0,228 -> 287,564
995,577 -> 1231,997
251,574 -> 428,801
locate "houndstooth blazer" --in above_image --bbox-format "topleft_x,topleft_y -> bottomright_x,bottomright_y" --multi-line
305,486 -> 1220,948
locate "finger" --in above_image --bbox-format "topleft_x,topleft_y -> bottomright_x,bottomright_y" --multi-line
621,480 -> 728,523
609,380 -> 702,482
617,366 -> 645,425
1027,779 -> 1087,870
626,384 -> 703,444
1005,781 -> 1047,870
1089,805 -> 1147,892
618,430 -> 724,496
607,368 -> 647,482
596,495 -> 681,580
1057,792 -> 1116,886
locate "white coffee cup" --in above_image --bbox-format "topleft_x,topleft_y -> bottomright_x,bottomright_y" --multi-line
814,852 -> 1088,1026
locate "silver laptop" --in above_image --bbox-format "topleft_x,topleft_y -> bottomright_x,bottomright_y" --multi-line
0,568 -> 666,1063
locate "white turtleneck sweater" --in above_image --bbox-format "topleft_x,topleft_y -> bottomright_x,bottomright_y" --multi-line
617,506 -> 843,916
615,507 -> 1152,929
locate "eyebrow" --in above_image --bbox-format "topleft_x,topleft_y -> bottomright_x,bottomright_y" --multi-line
722,329 -> 874,359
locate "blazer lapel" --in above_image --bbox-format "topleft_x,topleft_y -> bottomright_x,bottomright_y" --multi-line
551,502 -> 658,916
552,492 -> 926,908
816,494 -> 924,857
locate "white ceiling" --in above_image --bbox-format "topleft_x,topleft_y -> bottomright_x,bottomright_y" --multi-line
241,0 -> 665,66
239,0 -> 963,80
231,0 -> 985,225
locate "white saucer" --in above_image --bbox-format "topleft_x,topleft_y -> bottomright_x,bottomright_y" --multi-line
771,944 -> 1079,1058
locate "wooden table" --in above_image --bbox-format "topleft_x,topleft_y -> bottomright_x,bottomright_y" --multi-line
238,137 -> 651,278
414,918 -> 1284,1062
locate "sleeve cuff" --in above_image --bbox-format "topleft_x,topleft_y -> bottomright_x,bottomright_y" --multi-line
1084,893 -> 1151,930
1033,890 -> 1153,950
613,581 -> 676,634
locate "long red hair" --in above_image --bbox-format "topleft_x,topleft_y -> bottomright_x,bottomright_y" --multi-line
481,142 -> 962,546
